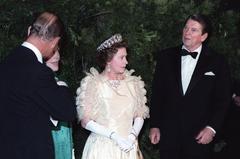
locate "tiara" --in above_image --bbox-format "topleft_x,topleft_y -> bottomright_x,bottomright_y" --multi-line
96,34 -> 122,52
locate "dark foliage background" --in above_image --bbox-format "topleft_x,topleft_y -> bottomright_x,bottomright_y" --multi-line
0,0 -> 239,159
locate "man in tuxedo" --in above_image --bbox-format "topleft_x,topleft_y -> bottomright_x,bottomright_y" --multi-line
149,14 -> 231,159
0,12 -> 76,159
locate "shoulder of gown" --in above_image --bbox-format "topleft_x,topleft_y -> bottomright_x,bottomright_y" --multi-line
75,67 -> 102,121
125,69 -> 150,119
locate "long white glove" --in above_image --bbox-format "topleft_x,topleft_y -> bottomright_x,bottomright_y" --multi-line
85,120 -> 133,152
85,120 -> 113,138
128,117 -> 144,142
111,132 -> 134,152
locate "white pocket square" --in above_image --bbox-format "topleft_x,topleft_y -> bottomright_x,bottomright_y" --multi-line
204,71 -> 215,76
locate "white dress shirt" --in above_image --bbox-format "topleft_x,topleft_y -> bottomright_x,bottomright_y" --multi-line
181,45 -> 202,94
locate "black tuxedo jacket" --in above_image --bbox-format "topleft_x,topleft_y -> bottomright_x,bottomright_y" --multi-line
150,45 -> 231,149
0,46 -> 76,159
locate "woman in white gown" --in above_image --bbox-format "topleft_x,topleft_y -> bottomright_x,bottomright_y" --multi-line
76,34 -> 149,159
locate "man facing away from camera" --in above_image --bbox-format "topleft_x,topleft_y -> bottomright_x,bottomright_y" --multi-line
0,11 -> 76,159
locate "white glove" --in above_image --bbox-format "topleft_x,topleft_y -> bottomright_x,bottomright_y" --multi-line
85,120 -> 133,152
128,133 -> 136,143
85,120 -> 113,138
126,117 -> 144,149
111,132 -> 134,152
130,117 -> 144,139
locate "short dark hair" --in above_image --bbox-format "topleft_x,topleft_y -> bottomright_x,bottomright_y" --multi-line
96,41 -> 128,69
184,14 -> 212,38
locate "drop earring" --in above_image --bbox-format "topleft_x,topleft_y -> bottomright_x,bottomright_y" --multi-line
107,64 -> 111,72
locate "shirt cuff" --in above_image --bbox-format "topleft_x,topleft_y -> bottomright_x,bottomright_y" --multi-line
57,81 -> 68,87
206,126 -> 216,134
50,116 -> 58,126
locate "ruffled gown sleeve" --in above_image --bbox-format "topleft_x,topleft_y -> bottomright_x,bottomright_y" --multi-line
75,68 -> 101,121
133,75 -> 150,119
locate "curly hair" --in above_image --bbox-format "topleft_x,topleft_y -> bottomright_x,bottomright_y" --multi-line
96,41 -> 128,70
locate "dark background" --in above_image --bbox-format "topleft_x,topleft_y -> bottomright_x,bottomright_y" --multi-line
0,0 -> 239,158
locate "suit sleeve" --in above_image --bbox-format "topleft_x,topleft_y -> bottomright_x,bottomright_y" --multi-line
32,66 -> 76,121
209,55 -> 232,132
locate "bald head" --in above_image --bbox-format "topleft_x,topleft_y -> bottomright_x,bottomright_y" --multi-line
29,12 -> 64,41
26,12 -> 65,59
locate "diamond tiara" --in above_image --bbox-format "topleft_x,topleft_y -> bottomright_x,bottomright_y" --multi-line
96,34 -> 122,52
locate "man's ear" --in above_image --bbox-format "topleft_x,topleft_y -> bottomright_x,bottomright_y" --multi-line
27,26 -> 31,36
201,33 -> 208,42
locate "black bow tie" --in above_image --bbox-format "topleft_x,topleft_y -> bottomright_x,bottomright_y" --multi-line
181,49 -> 198,59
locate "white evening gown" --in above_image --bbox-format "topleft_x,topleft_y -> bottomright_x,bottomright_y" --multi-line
76,68 -> 149,159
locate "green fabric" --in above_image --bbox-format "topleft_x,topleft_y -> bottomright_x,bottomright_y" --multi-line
52,122 -> 73,159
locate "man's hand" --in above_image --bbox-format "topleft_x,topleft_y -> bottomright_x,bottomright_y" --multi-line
195,127 -> 215,144
149,128 -> 160,144
233,95 -> 240,107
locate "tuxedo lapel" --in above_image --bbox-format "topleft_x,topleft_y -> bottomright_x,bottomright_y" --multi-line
185,46 -> 212,95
